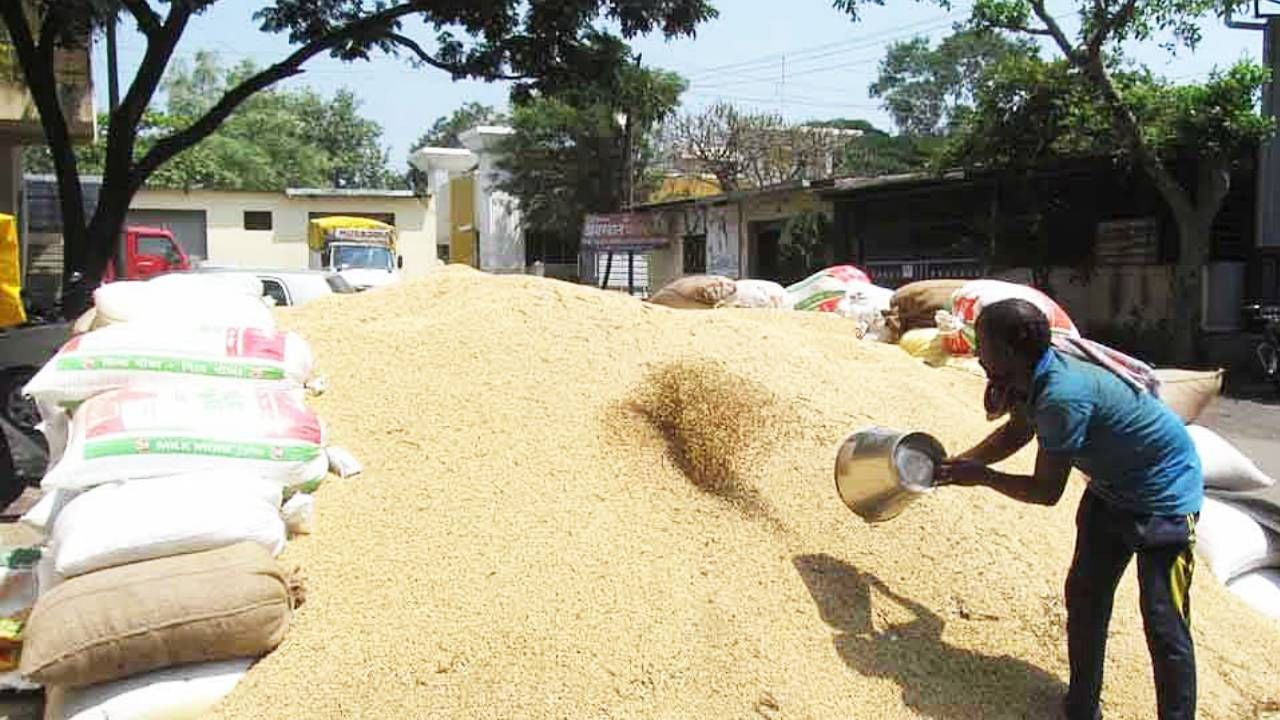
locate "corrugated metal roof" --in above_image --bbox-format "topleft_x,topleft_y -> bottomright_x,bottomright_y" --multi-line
285,188 -> 417,199
24,175 -> 100,232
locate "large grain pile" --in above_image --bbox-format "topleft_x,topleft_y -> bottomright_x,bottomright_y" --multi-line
210,267 -> 1280,719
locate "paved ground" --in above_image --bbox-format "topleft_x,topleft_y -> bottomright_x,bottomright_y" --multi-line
1200,392 -> 1280,478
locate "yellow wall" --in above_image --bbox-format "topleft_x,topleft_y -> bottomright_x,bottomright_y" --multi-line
130,189 -> 437,277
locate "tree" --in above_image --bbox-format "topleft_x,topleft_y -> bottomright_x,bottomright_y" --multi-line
810,118 -> 940,175
837,0 -> 1274,360
406,102 -> 506,191
498,46 -> 685,253
662,103 -> 854,192
24,52 -> 402,190
869,28 -> 1040,136
414,102 -> 506,150
1,0 -> 716,316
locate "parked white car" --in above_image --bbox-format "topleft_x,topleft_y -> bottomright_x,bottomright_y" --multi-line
192,267 -> 356,306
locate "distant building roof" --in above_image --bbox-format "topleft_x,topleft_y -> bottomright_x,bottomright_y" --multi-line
25,175 -> 416,198
284,187 -> 417,199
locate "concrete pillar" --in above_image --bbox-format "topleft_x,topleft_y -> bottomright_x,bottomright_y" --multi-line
1259,20 -> 1280,248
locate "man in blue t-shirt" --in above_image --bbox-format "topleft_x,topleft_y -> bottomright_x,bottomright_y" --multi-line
938,299 -> 1203,720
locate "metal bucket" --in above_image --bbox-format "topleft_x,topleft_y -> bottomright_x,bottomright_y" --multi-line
834,426 -> 946,523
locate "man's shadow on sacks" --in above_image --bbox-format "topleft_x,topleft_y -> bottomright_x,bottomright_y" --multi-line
793,553 -> 1066,720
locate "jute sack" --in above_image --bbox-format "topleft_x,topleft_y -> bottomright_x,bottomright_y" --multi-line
889,279 -> 967,335
648,276 -> 737,309
1154,368 -> 1224,424
20,542 -> 292,688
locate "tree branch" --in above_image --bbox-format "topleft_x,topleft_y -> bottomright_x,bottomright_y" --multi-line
385,32 -> 523,80
992,22 -> 1055,37
131,4 -> 437,187
1028,0 -> 1080,60
1088,0 -> 1138,56
119,0 -> 162,38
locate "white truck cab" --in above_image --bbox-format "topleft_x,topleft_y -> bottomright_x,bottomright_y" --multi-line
307,219 -> 403,291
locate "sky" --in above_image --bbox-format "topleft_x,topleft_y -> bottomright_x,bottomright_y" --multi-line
92,0 -> 1269,175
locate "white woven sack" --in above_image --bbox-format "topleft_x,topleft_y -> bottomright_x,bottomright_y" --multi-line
19,487 -> 78,536
718,279 -> 788,309
1226,569 -> 1280,619
1187,425 -> 1275,492
50,472 -> 286,578
93,280 -> 275,331
24,323 -> 317,407
1196,497 -> 1280,582
44,659 -> 252,720
41,386 -> 329,491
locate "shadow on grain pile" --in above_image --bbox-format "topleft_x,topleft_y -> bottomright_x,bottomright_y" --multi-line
793,553 -> 1067,719
608,359 -> 791,529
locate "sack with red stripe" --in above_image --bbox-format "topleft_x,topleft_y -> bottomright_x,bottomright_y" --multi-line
935,279 -> 1078,356
784,265 -> 873,313
41,386 -> 328,491
24,324 -> 318,408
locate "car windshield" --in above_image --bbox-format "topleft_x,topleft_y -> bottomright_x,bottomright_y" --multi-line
332,245 -> 393,271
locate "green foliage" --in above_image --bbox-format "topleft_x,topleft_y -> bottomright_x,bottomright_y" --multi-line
413,103 -> 506,151
25,51 -> 403,190
257,0 -> 716,96
498,48 -> 685,246
870,28 -> 1039,136
942,54 -> 1272,170
780,209 -> 832,280
811,119 -> 940,175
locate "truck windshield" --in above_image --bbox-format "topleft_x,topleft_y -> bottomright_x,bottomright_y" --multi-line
332,245 -> 393,271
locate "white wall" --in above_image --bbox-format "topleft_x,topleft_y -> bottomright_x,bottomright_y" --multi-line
131,189 -> 436,276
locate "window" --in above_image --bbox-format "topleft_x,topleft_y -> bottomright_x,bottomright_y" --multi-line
260,278 -> 289,306
683,234 -> 707,274
137,236 -> 180,262
244,211 -> 273,231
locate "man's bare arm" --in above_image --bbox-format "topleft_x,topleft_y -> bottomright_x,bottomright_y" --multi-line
953,412 -> 1035,466
941,449 -> 1072,506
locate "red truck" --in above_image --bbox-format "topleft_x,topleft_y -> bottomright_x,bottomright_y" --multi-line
101,225 -> 191,281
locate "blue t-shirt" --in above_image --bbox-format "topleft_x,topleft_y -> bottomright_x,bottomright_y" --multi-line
1028,350 -> 1203,516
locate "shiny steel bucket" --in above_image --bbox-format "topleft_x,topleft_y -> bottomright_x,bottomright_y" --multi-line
834,427 -> 946,523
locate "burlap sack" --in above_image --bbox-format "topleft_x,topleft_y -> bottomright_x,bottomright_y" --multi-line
1155,368 -> 1224,424
20,542 -> 292,688
648,276 -> 737,309
889,279 -> 968,333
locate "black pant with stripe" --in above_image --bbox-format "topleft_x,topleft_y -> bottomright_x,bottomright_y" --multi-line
1063,490 -> 1197,720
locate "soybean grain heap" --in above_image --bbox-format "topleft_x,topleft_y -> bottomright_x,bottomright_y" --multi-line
210,267 -> 1280,719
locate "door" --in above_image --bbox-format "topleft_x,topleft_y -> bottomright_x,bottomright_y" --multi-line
126,209 -> 208,262
130,233 -> 185,278
449,175 -> 477,267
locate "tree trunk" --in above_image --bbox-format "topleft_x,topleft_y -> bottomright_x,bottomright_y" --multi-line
1168,213 -> 1209,363
1164,160 -> 1230,364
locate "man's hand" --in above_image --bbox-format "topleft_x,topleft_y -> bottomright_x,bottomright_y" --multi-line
935,459 -> 991,487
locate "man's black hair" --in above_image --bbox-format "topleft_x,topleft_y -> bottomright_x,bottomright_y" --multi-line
976,298 -> 1051,361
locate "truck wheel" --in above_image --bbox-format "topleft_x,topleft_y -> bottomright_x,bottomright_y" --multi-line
0,426 -> 22,512
0,368 -> 40,439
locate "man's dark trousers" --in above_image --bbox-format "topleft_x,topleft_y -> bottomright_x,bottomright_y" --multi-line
1063,490 -> 1197,720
